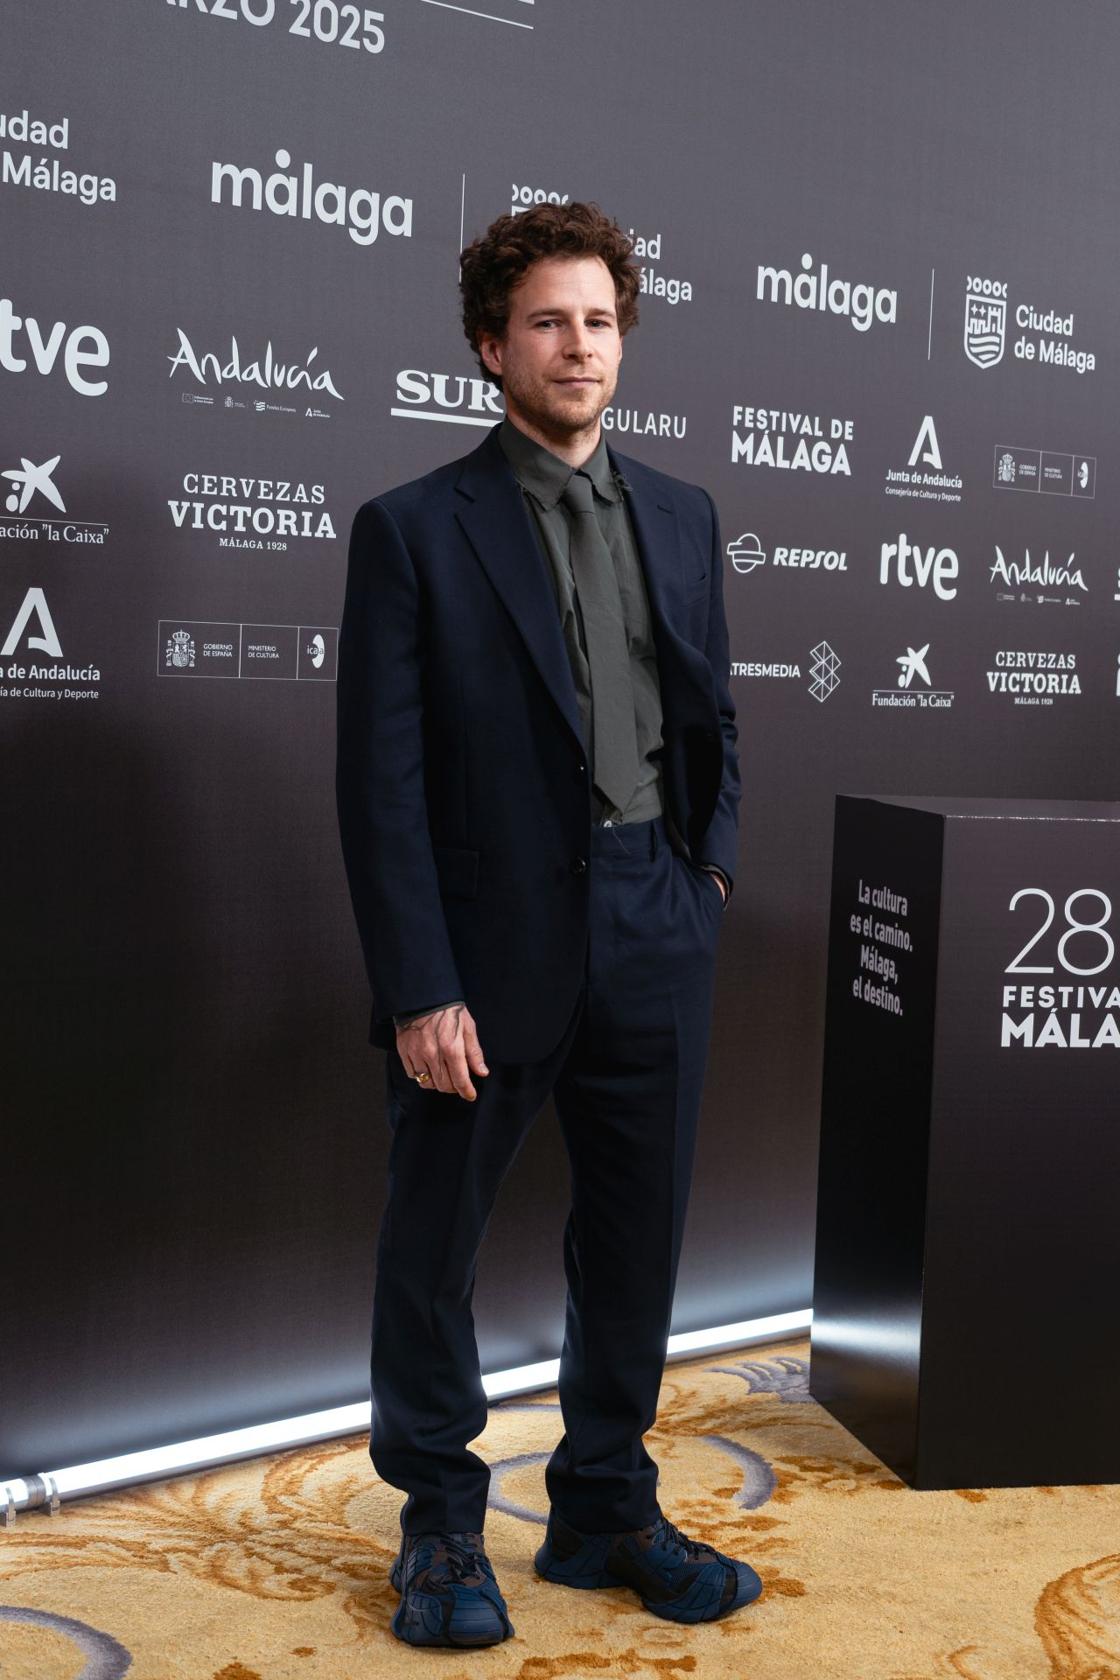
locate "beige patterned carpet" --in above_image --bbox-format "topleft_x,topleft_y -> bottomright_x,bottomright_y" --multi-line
2,1339 -> 1119,1680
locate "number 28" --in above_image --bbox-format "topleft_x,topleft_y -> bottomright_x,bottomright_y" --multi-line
1006,888 -> 1115,977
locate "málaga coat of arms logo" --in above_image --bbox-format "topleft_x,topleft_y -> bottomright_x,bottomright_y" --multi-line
964,277 -> 1007,368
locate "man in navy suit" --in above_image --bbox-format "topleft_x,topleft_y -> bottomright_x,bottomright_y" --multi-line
337,202 -> 760,1648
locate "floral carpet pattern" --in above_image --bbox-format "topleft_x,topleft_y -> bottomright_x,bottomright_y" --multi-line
2,1340 -> 1118,1680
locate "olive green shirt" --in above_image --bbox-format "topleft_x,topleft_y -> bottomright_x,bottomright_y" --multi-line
498,416 -> 666,829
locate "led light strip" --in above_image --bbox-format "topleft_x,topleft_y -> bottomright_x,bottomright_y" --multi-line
0,1309 -> 810,1515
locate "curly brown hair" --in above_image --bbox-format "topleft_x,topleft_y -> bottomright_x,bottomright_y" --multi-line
460,201 -> 640,388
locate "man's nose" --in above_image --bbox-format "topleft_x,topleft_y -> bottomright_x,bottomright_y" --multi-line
564,325 -> 594,358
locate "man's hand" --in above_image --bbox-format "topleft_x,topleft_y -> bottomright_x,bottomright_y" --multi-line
396,1002 -> 489,1101
701,866 -> 728,905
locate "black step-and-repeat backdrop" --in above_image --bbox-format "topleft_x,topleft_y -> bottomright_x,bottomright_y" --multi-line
4,0 -> 1118,1476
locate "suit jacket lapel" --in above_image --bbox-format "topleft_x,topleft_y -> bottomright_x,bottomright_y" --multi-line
611,449 -> 680,631
609,446 -> 725,852
454,429 -> 584,749
610,447 -> 718,728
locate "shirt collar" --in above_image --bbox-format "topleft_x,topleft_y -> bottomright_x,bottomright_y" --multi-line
499,417 -> 621,511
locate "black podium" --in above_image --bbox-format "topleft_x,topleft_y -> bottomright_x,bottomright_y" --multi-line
811,795 -> 1120,1489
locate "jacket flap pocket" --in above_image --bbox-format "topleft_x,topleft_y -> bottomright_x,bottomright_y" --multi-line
682,564 -> 709,601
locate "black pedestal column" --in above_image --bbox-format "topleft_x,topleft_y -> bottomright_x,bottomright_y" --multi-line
812,794 -> 1120,1489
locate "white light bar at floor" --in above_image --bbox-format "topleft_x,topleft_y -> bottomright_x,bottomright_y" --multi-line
10,1400 -> 374,1510
481,1308 -> 813,1400
666,1307 -> 812,1358
1,1309 -> 811,1512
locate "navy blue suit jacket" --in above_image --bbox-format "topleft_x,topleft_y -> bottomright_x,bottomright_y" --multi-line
336,424 -> 740,1064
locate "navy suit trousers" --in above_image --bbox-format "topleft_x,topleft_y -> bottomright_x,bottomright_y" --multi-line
369,813 -> 724,1535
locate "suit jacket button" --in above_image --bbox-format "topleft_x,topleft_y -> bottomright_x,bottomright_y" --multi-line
570,856 -> 587,875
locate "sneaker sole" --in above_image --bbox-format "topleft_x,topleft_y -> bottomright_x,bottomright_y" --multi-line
535,1544 -> 763,1623
390,1600 -> 511,1648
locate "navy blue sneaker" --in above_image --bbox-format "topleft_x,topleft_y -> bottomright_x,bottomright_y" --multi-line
534,1510 -> 762,1624
389,1530 -> 514,1647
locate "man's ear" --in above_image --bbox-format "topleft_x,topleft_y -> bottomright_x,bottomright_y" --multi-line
479,334 -> 503,380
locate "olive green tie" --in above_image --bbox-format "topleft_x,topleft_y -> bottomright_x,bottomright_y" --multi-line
560,471 -> 640,816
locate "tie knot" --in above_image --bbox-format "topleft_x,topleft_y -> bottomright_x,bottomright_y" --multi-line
561,472 -> 597,515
